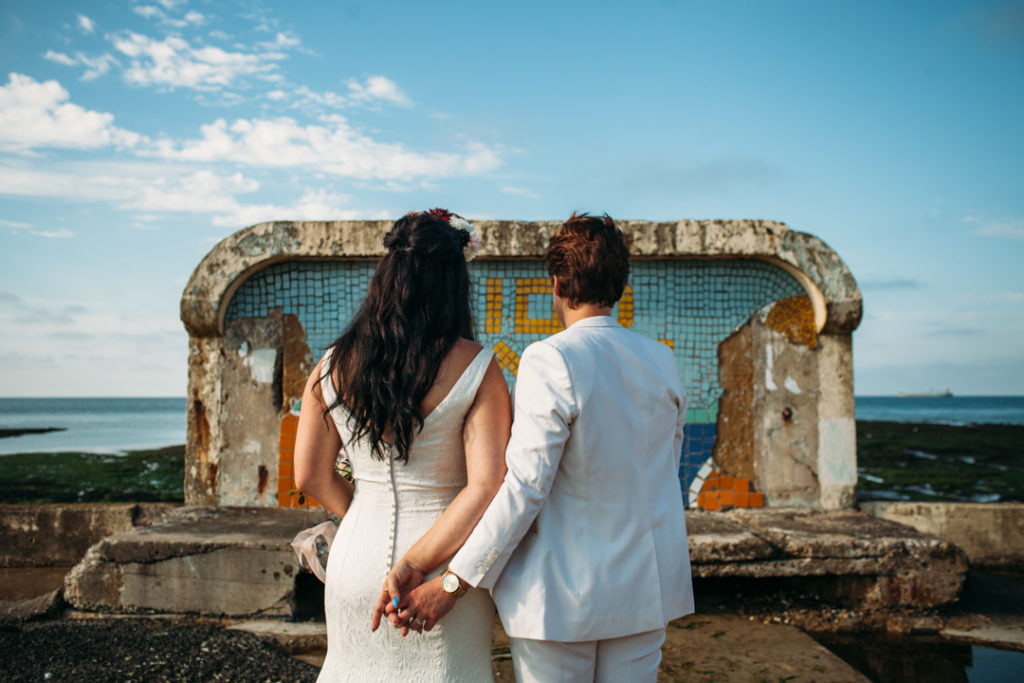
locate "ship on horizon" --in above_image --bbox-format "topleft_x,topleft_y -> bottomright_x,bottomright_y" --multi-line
898,388 -> 953,398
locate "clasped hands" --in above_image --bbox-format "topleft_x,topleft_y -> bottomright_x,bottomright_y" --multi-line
371,559 -> 460,637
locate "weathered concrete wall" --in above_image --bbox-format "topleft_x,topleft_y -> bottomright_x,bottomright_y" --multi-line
862,502 -> 1024,569
714,302 -> 857,508
220,311 -> 284,506
182,219 -> 862,508
0,503 -> 178,567
182,220 -> 862,339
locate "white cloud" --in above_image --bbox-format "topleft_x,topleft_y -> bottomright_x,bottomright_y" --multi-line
0,73 -> 142,152
44,50 -> 77,66
347,76 -> 410,106
967,216 -> 1024,241
77,15 -> 95,34
266,79 -> 409,112
152,115 -> 501,181
133,6 -> 162,20
44,51 -> 119,80
113,32 -> 286,90
0,163 -> 143,201
261,32 -> 300,49
31,228 -> 75,239
291,85 -> 346,108
125,170 -> 260,214
0,161 -> 364,228
78,54 -> 120,81
501,185 -> 540,200
211,188 -> 358,228
133,1 -> 199,27
0,216 -> 73,238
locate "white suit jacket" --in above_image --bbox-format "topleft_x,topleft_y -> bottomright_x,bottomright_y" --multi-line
448,315 -> 694,642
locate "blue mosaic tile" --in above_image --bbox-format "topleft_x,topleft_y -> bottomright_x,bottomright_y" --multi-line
224,258 -> 805,506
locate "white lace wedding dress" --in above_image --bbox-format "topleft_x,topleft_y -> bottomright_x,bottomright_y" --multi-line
317,347 -> 496,682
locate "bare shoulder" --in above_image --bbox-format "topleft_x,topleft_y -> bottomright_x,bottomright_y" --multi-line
453,337 -> 484,356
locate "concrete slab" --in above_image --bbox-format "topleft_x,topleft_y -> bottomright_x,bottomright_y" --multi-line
64,506 -> 313,617
686,511 -> 775,563
62,505 -> 968,618
228,619 -> 327,656
863,502 -> 1024,569
693,508 -> 968,608
941,625 -> 1024,652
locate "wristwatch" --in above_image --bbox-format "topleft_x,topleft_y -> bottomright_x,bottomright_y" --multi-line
440,569 -> 467,598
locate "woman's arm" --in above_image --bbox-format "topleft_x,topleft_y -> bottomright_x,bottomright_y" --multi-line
371,358 -> 511,631
293,359 -> 355,518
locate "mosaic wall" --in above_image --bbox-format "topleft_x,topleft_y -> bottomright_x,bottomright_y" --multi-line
225,259 -> 806,504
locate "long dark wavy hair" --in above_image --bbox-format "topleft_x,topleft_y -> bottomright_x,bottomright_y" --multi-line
321,211 -> 475,462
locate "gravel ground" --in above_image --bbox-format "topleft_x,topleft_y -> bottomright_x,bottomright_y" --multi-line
0,618 -> 318,683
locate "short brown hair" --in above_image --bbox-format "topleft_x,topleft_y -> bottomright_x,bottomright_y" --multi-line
546,212 -> 630,308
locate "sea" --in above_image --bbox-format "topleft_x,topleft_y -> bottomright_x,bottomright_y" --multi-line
0,395 -> 1022,455
0,397 -> 186,455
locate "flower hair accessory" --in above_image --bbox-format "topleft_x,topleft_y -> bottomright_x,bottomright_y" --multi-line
426,208 -> 482,262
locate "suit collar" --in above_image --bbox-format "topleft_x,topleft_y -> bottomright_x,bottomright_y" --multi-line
566,315 -> 621,330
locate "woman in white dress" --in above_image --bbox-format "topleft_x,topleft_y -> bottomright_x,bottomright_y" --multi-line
294,210 -> 511,682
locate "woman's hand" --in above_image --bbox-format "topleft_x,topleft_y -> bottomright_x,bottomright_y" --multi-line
387,576 -> 460,634
371,559 -> 425,633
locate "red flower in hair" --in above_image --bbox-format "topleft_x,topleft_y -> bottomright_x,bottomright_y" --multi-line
427,208 -> 452,223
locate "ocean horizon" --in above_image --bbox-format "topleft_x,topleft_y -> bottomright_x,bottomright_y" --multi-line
1,395 -> 1022,455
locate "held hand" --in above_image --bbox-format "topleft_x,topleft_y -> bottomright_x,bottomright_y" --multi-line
388,576 -> 460,635
371,559 -> 425,632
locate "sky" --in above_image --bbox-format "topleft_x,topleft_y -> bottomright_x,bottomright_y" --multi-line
0,0 -> 1022,397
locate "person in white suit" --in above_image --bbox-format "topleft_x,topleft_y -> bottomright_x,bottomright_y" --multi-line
379,212 -> 694,681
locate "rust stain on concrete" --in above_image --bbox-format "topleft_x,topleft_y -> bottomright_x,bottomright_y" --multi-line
257,465 -> 269,495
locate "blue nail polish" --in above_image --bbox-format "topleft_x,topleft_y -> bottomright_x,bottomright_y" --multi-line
392,596 -> 398,609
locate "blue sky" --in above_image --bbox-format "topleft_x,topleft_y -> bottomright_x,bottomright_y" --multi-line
1,0 -> 1022,396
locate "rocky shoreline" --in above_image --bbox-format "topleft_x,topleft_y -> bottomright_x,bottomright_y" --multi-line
0,427 -> 65,439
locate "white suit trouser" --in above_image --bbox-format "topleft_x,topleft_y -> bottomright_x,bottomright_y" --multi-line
509,627 -> 666,682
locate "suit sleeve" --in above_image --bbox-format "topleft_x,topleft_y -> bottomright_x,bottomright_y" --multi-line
448,341 -> 577,589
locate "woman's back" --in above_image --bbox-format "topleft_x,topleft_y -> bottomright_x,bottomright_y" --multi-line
322,340 -> 491,491
316,341 -> 498,682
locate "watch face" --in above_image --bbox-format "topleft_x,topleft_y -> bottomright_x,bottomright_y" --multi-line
442,573 -> 459,593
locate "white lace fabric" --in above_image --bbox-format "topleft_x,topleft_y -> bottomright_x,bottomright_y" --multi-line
315,347 -> 497,682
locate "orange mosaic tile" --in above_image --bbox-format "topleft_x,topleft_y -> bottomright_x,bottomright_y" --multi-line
696,471 -> 764,511
277,412 -> 321,508
493,341 -> 521,376
616,284 -> 634,328
513,278 -> 562,335
485,277 -> 503,334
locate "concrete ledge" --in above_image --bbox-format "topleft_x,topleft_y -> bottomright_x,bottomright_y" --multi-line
0,503 -> 180,568
689,509 -> 968,608
861,502 -> 1024,569
65,506 -> 967,618
181,219 -> 862,338
64,507 -> 313,618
